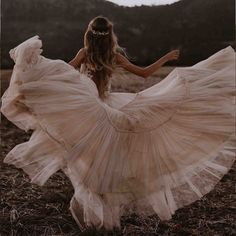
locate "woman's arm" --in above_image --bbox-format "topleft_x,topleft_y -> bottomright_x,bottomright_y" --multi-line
116,50 -> 180,78
68,48 -> 85,69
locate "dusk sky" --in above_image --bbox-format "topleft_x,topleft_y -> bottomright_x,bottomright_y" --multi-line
106,0 -> 180,7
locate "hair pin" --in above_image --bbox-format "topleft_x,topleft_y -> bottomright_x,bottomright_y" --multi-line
91,29 -> 109,35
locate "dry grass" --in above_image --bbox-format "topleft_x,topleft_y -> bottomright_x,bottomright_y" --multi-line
1,67 -> 235,236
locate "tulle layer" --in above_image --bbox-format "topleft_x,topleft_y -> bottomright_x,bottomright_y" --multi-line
1,35 -> 235,231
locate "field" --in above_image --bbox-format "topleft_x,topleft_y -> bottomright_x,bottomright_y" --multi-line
0,68 -> 235,236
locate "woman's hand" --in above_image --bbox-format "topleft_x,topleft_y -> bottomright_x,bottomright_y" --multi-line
164,49 -> 180,62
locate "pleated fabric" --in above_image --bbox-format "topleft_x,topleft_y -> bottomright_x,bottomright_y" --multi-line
1,35 -> 235,231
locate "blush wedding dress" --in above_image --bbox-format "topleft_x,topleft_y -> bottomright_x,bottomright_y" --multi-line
1,35 -> 235,231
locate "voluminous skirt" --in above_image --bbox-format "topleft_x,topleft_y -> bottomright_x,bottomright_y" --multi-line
1,35 -> 235,231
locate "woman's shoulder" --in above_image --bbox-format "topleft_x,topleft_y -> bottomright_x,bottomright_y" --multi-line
76,47 -> 86,57
115,52 -> 129,65
73,48 -> 86,65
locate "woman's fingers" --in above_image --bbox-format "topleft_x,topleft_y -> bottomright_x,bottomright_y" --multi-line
165,49 -> 180,61
172,50 -> 180,59
174,50 -> 180,55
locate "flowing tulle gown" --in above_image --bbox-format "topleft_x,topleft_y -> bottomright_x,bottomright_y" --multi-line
1,35 -> 235,231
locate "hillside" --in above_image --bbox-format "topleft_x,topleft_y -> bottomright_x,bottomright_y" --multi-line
1,0 -> 235,68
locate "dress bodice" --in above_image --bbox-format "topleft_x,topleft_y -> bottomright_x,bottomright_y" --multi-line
80,62 -> 95,80
79,62 -> 112,97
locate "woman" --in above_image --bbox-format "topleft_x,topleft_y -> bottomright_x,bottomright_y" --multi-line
1,16 -> 235,232
69,16 -> 179,100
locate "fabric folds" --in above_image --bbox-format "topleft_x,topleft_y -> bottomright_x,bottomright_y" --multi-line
1,35 -> 235,231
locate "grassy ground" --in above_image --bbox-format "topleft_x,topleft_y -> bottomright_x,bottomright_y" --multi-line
0,68 -> 235,236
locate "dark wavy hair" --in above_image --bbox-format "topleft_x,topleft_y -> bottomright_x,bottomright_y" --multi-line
83,16 -> 125,98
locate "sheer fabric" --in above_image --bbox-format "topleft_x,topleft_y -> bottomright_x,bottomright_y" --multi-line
1,35 -> 235,231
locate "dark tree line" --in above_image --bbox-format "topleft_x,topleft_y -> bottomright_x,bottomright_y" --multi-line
1,0 -> 235,68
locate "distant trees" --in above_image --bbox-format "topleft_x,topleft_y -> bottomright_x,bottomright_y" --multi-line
1,0 -> 235,68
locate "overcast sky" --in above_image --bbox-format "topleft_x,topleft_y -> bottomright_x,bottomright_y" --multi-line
106,0 -> 180,7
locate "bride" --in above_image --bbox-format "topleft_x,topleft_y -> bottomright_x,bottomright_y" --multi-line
1,16 -> 235,232
69,16 -> 179,100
